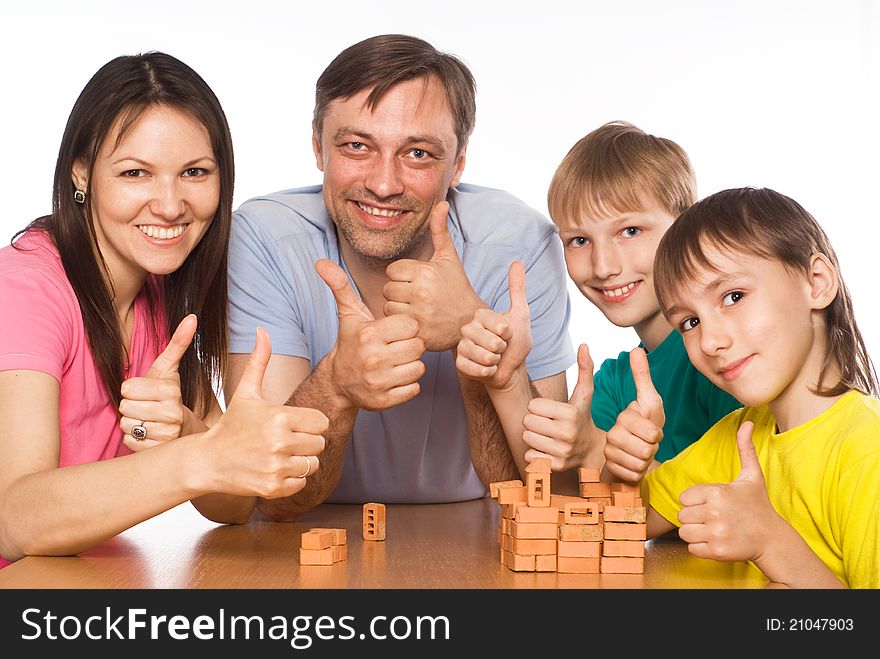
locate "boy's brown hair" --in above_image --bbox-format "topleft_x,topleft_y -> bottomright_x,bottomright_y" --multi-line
547,121 -> 695,226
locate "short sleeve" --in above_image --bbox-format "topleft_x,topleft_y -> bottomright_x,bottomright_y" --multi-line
837,449 -> 880,587
0,268 -> 75,380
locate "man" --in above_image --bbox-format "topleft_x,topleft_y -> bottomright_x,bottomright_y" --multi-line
226,34 -> 574,520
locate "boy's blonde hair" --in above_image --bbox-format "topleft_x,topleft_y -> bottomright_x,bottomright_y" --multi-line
547,121 -> 695,226
654,187 -> 878,397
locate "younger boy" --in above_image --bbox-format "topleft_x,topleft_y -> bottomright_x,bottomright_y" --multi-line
456,121 -> 740,481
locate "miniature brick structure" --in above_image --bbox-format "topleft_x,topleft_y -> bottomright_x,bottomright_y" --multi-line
363,503 -> 386,541
300,527 -> 348,565
490,461 -> 647,574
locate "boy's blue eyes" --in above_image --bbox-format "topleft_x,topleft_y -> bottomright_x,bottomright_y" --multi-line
565,228 -> 639,246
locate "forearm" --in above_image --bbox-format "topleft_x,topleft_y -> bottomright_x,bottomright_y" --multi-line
256,355 -> 357,522
482,365 -> 533,478
457,372 -> 520,486
0,435 -> 206,560
754,521 -> 845,588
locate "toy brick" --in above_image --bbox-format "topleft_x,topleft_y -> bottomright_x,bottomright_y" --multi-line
525,458 -> 552,473
310,527 -> 347,546
612,491 -> 637,507
557,556 -> 601,573
501,533 -> 511,551
602,506 -> 647,524
564,501 -> 599,525
601,556 -> 644,574
589,497 -> 612,512
535,554 -> 558,572
508,553 -> 536,572
331,543 -> 347,563
559,524 -> 603,542
557,540 -> 601,558
603,522 -> 647,541
577,467 -> 601,483
511,521 -> 558,539
579,482 -> 612,498
363,503 -> 386,541
501,502 -> 524,519
634,497 -> 644,507
500,548 -> 507,566
501,517 -> 511,535
610,482 -> 640,493
515,505 -> 560,524
512,537 -> 557,555
550,494 -> 584,508
300,547 -> 334,565
490,479 -> 524,499
301,529 -> 334,550
526,472 -> 551,508
602,540 -> 645,558
497,486 -> 528,505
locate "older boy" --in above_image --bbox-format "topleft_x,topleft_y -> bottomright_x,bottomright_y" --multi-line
456,121 -> 739,482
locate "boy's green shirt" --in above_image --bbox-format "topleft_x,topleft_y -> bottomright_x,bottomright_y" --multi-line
591,330 -> 742,462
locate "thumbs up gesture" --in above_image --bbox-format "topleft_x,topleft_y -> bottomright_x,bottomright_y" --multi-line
603,348 -> 666,482
203,328 -> 328,499
317,258 -> 426,411
383,201 -> 485,352
521,343 -> 602,471
120,314 -> 199,451
455,261 -> 532,390
676,421 -> 778,562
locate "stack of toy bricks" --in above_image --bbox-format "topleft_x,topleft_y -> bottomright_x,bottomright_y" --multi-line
491,464 -> 646,574
299,527 -> 347,565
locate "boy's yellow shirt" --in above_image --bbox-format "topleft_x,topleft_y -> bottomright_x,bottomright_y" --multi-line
644,390 -> 880,587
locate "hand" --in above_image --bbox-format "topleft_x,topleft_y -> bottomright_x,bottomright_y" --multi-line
120,314 -> 200,452
383,201 -> 485,351
603,348 -> 665,482
317,258 -> 426,411
677,421 -> 781,562
203,328 -> 328,499
520,344 -> 601,471
455,261 -> 532,390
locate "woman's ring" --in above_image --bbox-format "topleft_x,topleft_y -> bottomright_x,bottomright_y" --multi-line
131,422 -> 148,441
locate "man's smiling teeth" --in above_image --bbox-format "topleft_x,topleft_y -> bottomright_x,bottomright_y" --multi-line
600,282 -> 636,297
138,224 -> 186,240
357,202 -> 404,217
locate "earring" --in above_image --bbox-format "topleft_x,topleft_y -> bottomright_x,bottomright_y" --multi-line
73,189 -> 86,204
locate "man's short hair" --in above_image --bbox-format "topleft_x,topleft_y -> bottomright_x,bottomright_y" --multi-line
547,121 -> 696,226
313,34 -> 476,155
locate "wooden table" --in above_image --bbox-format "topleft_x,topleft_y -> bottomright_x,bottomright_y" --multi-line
0,498 -> 767,589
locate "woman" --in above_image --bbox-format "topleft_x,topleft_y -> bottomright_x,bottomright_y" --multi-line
0,52 -> 326,567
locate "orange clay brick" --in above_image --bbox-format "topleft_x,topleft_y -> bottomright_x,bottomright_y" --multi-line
589,497 -> 612,512
501,533 -> 511,551
501,502 -> 524,519
577,467 -> 601,483
610,482 -> 640,493
579,482 -> 612,498
362,503 -> 386,541
508,553 -> 536,572
501,517 -> 512,535
300,547 -> 335,565
511,521 -> 558,539
526,457 -> 552,473
601,556 -> 644,574
535,554 -> 557,572
603,522 -> 647,541
527,472 -> 551,508
331,543 -> 347,563
559,524 -> 603,542
301,529 -> 334,550
497,486 -> 528,505
602,506 -> 647,524
500,548 -> 507,566
512,537 -> 557,555
564,501 -> 599,525
490,479 -> 524,499
309,527 -> 347,546
515,505 -> 560,524
550,494 -> 584,509
634,497 -> 644,508
602,540 -> 645,558
557,540 -> 601,558
557,556 -> 601,574
612,491 -> 637,507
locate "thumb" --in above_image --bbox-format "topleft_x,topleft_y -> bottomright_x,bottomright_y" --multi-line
735,421 -> 764,484
147,313 -> 197,378
315,258 -> 372,320
506,260 -> 528,317
630,347 -> 663,423
568,343 -> 594,405
429,201 -> 454,258
232,327 -> 271,401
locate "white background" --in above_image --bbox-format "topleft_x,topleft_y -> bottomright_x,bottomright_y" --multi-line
3,0 -> 879,393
